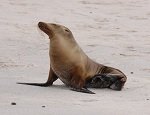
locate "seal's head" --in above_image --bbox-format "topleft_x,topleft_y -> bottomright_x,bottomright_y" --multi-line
38,22 -> 73,40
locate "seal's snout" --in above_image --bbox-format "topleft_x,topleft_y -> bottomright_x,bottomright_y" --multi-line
38,21 -> 53,38
38,22 -> 46,29
38,22 -> 42,27
38,21 -> 49,32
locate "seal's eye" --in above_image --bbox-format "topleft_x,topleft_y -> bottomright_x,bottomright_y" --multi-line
65,29 -> 69,32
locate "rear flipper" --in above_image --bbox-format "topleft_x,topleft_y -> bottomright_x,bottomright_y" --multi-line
86,74 -> 126,91
70,87 -> 95,94
109,77 -> 126,90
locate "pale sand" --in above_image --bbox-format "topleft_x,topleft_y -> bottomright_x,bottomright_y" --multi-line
0,0 -> 150,114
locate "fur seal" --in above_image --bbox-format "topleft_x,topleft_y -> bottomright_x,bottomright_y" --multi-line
18,22 -> 127,94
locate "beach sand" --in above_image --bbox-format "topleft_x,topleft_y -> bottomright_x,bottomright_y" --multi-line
0,0 -> 150,114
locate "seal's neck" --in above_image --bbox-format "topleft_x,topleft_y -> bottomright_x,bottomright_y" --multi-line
50,37 -> 86,63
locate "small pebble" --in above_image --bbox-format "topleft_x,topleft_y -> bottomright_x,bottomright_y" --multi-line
42,106 -> 46,108
131,72 -> 133,74
11,102 -> 16,105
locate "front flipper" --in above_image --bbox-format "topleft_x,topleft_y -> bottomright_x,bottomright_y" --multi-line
17,82 -> 51,87
70,87 -> 95,94
17,67 -> 58,87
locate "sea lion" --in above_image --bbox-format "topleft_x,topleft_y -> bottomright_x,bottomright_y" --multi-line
18,22 -> 127,94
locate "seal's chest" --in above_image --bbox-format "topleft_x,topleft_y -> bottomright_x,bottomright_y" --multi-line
53,66 -> 72,86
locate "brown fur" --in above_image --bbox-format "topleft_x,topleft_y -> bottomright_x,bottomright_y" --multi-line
38,22 -> 127,90
18,22 -> 127,94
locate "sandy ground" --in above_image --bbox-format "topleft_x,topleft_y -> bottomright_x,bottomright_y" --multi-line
0,0 -> 150,114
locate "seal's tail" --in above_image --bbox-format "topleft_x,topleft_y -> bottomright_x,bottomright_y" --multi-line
17,82 -> 51,87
